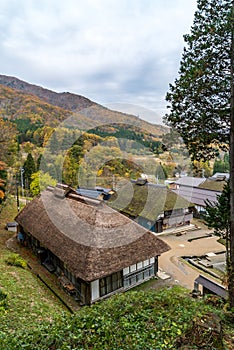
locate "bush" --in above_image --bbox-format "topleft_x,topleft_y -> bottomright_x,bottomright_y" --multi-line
0,289 -> 7,313
5,253 -> 27,269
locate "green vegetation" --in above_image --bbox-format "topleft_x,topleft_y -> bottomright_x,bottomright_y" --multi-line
30,170 -> 57,196
0,285 -> 232,350
89,125 -> 163,155
204,182 -> 231,284
213,154 -> 230,175
0,289 -> 7,315
0,197 -> 68,345
23,152 -> 36,189
164,0 -> 231,160
5,253 -> 27,269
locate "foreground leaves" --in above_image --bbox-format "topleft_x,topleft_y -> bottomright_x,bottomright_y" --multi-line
0,286 -> 229,350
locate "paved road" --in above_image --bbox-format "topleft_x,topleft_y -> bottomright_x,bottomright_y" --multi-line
158,229 -> 225,290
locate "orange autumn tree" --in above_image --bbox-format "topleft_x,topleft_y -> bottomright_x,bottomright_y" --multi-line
0,161 -> 6,200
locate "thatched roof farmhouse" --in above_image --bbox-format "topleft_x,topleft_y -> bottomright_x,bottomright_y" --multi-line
16,185 -> 170,305
109,180 -> 194,233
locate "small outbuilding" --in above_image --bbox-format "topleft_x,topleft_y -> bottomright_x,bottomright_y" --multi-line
193,274 -> 228,300
6,222 -> 18,232
15,185 -> 170,305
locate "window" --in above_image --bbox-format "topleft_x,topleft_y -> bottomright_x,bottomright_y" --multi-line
143,259 -> 149,267
123,259 -> 156,288
136,271 -> 143,282
137,262 -> 143,269
123,267 -> 129,275
130,264 -> 137,272
144,269 -> 150,279
130,275 -> 136,285
99,271 -> 123,297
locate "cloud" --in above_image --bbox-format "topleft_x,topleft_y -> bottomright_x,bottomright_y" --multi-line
0,0 -> 197,123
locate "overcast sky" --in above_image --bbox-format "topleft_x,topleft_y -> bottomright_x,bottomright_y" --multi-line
1,0 -> 197,124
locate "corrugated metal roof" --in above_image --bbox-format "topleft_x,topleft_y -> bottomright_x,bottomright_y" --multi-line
173,186 -> 221,207
212,172 -> 229,180
174,176 -> 206,187
76,188 -> 103,200
76,187 -> 112,200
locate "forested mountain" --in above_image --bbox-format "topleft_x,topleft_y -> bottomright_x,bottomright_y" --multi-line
0,75 -> 167,135
0,85 -> 97,130
0,74 -> 94,112
0,75 -> 171,196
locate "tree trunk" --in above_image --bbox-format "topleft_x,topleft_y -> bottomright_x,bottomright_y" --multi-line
229,0 -> 234,309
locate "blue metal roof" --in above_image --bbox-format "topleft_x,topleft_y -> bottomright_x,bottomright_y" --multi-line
76,187 -> 112,200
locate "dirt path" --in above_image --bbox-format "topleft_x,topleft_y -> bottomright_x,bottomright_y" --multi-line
158,229 -> 225,290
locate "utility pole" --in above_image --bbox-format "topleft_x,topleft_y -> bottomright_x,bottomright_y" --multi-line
20,167 -> 24,198
16,173 -> 20,212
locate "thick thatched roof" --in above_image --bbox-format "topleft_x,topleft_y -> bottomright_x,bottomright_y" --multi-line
15,187 -> 169,282
198,179 -> 226,192
109,182 -> 194,221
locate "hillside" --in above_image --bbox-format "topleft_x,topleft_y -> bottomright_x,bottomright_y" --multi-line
0,74 -> 168,135
0,85 -> 70,125
0,74 -> 94,112
0,85 -> 99,130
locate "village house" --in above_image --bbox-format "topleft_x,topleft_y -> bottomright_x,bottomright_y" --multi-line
171,173 -> 228,216
108,179 -> 194,233
15,185 -> 170,305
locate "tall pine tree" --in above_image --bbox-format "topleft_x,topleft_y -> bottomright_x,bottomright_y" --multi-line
23,153 -> 36,188
164,0 -> 234,308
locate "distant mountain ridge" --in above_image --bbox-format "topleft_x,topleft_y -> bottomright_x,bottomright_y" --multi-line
0,74 -> 94,112
0,74 -> 168,135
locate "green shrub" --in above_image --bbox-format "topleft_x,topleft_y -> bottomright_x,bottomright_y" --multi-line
0,289 -> 7,313
5,253 -> 27,269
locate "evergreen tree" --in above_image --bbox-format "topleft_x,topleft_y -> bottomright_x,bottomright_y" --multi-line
213,158 -> 230,174
23,153 -> 36,187
36,154 -> 42,171
164,0 -> 234,307
164,0 -> 232,159
204,182 -> 230,280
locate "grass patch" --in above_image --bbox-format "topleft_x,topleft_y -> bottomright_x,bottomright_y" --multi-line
218,237 -> 226,246
0,197 -> 68,340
